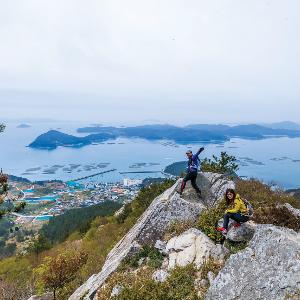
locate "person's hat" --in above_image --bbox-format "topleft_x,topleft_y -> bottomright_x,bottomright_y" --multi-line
186,150 -> 192,154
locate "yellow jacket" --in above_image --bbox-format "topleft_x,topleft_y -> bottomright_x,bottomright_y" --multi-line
225,194 -> 248,214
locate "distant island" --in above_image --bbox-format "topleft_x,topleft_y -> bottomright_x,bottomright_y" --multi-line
263,121 -> 300,131
28,130 -> 115,150
164,161 -> 186,176
28,124 -> 300,150
17,123 -> 31,128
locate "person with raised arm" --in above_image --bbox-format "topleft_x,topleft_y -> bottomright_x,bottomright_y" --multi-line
178,147 -> 205,198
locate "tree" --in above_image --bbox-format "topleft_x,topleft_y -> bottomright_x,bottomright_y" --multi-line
14,201 -> 27,212
201,151 -> 239,175
0,172 -> 9,205
0,124 -> 27,217
34,250 -> 88,299
116,203 -> 133,224
27,235 -> 51,258
0,124 -> 8,206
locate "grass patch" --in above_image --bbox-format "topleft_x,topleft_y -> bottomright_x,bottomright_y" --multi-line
236,179 -> 300,209
223,240 -> 248,254
196,259 -> 225,299
99,264 -> 200,300
199,258 -> 224,280
119,245 -> 164,270
164,219 -> 197,240
253,205 -> 300,231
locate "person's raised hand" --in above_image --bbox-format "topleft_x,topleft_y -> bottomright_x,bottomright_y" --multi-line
200,147 -> 205,152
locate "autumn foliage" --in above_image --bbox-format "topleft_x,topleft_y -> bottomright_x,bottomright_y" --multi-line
34,250 -> 88,299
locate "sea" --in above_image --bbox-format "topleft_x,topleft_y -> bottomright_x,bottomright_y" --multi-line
1,120 -> 300,189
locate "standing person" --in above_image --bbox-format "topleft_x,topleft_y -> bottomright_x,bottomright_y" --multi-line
178,147 -> 205,197
216,189 -> 250,235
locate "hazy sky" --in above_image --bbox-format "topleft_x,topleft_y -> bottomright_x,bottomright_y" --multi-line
0,0 -> 299,125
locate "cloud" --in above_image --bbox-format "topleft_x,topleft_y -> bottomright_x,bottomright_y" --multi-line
0,0 -> 299,123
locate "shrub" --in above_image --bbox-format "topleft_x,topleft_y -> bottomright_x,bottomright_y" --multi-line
34,250 -> 88,299
201,152 -> 239,175
0,242 -> 17,259
236,179 -> 300,209
13,201 -> 26,212
253,205 -> 300,231
27,235 -> 51,257
119,245 -> 164,270
0,173 -> 8,206
116,203 -> 133,224
197,201 -> 227,243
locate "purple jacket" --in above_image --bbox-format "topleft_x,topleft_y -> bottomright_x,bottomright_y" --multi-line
187,148 -> 203,172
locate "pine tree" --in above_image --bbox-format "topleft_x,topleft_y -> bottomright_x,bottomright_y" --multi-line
0,123 -> 26,216
0,123 -> 5,133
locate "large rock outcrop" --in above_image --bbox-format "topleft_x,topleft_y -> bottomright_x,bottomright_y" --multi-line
69,172 -> 234,300
166,228 -> 229,269
206,225 -> 300,300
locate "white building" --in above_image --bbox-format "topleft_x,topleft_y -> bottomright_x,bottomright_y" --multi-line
123,178 -> 143,187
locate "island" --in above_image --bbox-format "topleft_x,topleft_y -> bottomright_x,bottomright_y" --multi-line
28,124 -> 300,150
17,123 -> 31,128
28,130 -> 116,150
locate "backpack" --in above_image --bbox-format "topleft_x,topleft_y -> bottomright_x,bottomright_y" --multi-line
242,198 -> 254,217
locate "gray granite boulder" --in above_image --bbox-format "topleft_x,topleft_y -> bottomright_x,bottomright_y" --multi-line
206,225 -> 300,300
282,203 -> 300,218
154,239 -> 167,255
226,222 -> 256,242
217,218 -> 256,242
152,270 -> 170,282
110,284 -> 123,297
28,293 -> 53,300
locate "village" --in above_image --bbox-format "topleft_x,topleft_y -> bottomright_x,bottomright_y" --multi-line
9,177 -> 144,225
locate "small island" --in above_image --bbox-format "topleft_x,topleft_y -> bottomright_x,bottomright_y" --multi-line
17,123 -> 31,128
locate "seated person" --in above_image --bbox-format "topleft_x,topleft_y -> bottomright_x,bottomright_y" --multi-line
216,188 -> 250,235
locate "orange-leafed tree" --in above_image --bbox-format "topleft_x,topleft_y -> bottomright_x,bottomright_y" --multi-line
34,250 -> 88,299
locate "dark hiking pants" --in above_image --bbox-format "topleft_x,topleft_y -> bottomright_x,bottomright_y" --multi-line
223,213 -> 249,229
180,171 -> 201,194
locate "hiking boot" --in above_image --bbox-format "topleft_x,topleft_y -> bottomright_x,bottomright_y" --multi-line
216,227 -> 227,235
233,222 -> 241,228
221,229 -> 228,236
176,190 -> 183,196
